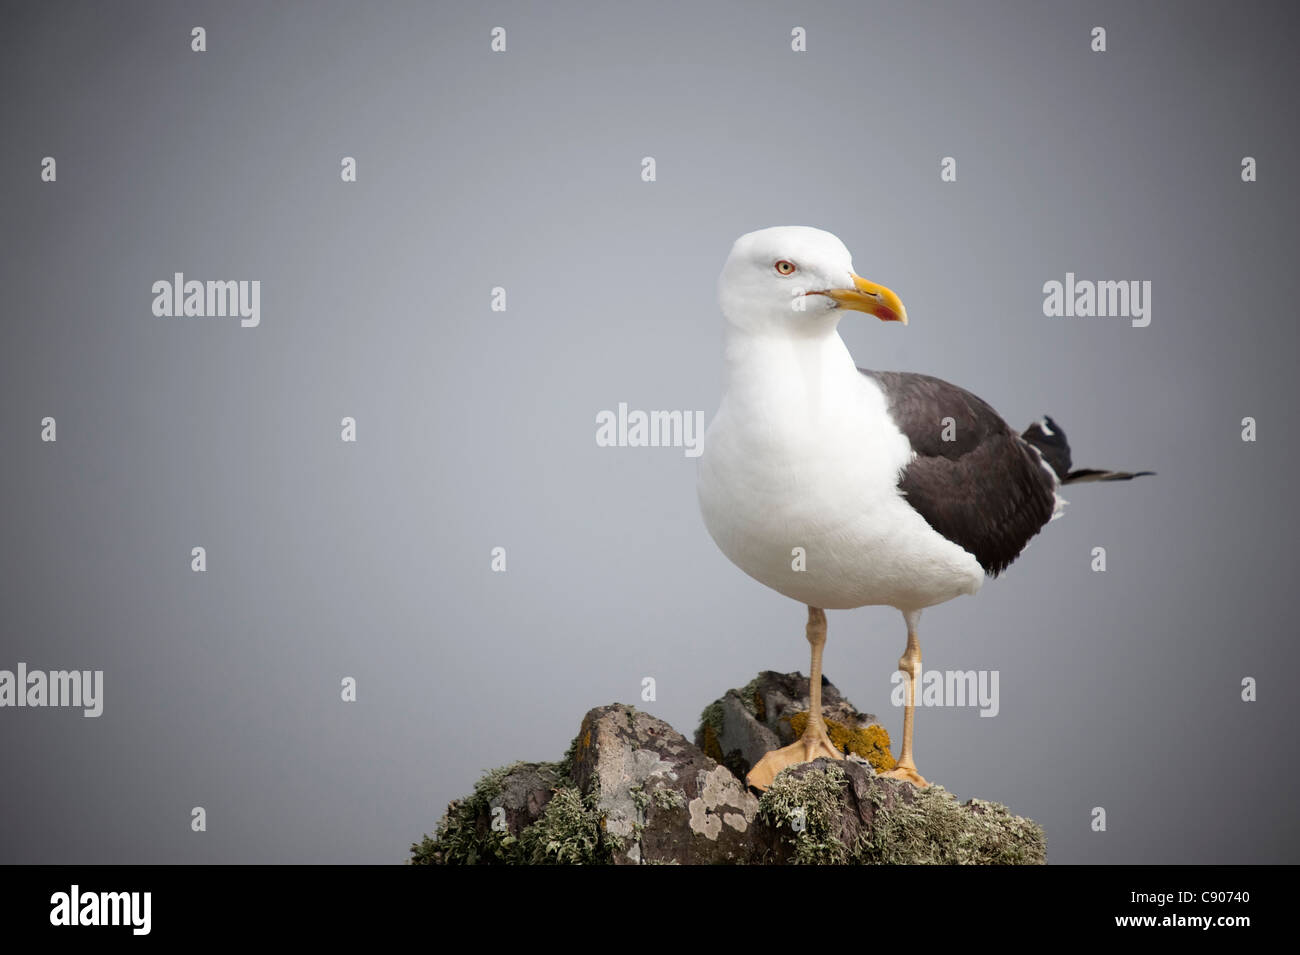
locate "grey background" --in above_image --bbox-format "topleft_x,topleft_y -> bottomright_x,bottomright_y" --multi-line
2,0 -> 1296,864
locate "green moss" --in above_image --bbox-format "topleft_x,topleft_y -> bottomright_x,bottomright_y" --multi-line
409,834 -> 440,865
409,760 -> 618,865
517,787 -> 610,865
409,763 -> 522,865
555,732 -> 582,780
737,678 -> 764,721
758,763 -> 852,864
629,785 -> 651,813
859,786 -> 1047,865
652,787 -> 686,811
758,764 -> 1045,866
698,700 -> 725,739
788,711 -> 896,772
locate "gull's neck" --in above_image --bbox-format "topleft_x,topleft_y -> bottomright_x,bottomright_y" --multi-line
721,323 -> 861,394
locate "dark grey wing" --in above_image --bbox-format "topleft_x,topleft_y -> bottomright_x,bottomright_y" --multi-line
860,369 -> 1058,577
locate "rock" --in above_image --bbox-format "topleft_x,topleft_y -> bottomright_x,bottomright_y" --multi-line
409,761 -> 567,865
696,670 -> 896,778
495,762 -> 565,830
411,674 -> 1045,865
570,704 -> 761,864
756,757 -> 1047,864
693,688 -> 780,782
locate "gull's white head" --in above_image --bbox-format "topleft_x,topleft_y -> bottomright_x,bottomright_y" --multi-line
717,226 -> 907,335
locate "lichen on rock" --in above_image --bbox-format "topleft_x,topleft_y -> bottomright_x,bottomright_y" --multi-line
515,786 -> 607,864
758,758 -> 1047,865
859,786 -> 1047,865
572,704 -> 759,864
694,671 -> 896,781
412,674 -> 1046,865
410,761 -> 616,865
787,711 -> 895,772
757,761 -> 853,864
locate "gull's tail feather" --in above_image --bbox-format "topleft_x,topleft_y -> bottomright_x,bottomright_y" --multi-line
1060,467 -> 1157,484
1021,415 -> 1155,485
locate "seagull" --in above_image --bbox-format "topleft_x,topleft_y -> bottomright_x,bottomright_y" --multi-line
697,226 -> 1151,790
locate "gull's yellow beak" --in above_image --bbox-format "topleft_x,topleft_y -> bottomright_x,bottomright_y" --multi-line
820,274 -> 908,324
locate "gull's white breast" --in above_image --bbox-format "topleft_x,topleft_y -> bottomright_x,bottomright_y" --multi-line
697,333 -> 984,612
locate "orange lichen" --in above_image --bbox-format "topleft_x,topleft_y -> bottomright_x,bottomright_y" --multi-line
788,712 -> 896,772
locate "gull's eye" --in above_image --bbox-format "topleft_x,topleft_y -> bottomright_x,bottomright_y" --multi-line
775,260 -> 797,276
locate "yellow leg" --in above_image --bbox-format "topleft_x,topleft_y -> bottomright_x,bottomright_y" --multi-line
880,616 -> 929,787
746,607 -> 845,791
